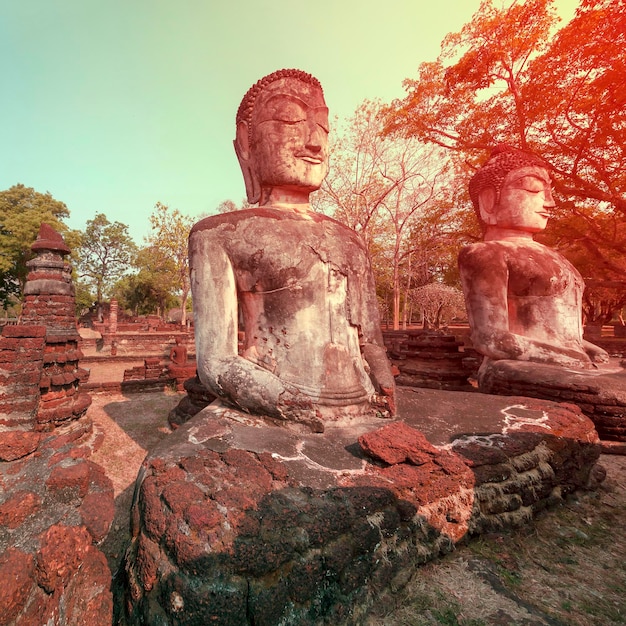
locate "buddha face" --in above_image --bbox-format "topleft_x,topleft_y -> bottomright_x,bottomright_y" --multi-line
244,78 -> 329,198
480,166 -> 556,233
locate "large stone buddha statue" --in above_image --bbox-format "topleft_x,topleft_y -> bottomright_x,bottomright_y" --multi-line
459,144 -> 609,374
189,69 -> 395,430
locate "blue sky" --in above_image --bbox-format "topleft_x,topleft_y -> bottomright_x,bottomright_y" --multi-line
0,0 -> 578,243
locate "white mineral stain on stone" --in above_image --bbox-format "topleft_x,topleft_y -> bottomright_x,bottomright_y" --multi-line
500,404 -> 551,433
271,441 -> 369,475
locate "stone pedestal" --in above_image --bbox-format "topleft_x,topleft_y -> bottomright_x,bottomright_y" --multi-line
124,388 -> 601,625
478,359 -> 626,441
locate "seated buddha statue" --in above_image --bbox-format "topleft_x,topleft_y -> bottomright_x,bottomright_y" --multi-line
459,144 -> 609,375
189,69 -> 395,430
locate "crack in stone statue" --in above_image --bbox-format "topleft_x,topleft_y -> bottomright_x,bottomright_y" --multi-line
189,69 -> 395,431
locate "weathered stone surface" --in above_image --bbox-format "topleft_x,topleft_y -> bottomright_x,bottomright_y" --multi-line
46,459 -> 91,497
0,547 -> 35,623
0,490 -> 41,529
168,375 -> 217,429
0,423 -> 114,624
123,389 -> 601,625
479,359 -> 626,441
80,491 -> 116,542
388,330 -> 480,391
36,524 -> 93,593
190,69 -> 395,428
62,548 -> 112,626
458,146 -> 626,440
358,421 -> 439,464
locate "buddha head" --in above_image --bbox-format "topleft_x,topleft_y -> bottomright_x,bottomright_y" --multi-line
469,145 -> 555,234
234,69 -> 330,205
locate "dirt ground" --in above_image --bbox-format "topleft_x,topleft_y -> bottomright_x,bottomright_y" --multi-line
87,390 -> 626,626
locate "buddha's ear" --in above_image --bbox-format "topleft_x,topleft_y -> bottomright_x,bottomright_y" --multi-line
478,188 -> 498,225
234,121 -> 261,204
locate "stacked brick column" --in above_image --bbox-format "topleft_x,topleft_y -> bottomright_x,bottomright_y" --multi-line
20,223 -> 92,430
0,325 -> 46,438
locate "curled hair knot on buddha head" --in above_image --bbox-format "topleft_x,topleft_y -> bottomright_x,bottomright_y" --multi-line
234,69 -> 324,204
236,69 -> 323,140
469,145 -> 549,226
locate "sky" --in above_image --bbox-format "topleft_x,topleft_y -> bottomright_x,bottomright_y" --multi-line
0,0 -> 579,243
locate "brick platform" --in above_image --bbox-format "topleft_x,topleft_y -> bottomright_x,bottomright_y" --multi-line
123,387 -> 601,625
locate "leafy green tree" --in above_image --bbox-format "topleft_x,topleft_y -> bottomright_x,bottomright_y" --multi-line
0,184 -> 74,309
114,245 -> 179,317
384,0 -> 626,282
145,202 -> 194,327
74,280 -> 95,317
76,213 -> 137,306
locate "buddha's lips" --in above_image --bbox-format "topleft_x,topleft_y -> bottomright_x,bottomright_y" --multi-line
298,155 -> 324,164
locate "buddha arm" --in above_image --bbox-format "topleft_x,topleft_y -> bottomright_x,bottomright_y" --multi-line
459,244 -> 593,369
354,262 -> 396,413
189,232 -> 312,419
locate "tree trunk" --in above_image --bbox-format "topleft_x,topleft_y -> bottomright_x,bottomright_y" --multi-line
180,286 -> 189,328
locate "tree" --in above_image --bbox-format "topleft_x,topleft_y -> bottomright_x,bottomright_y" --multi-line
540,199 -> 626,324
314,100 -> 450,330
76,213 -> 137,307
410,283 -> 466,329
115,245 -> 179,317
384,0 -> 626,281
145,202 -> 194,327
384,0 -> 557,154
214,198 -> 253,214
526,0 -> 626,216
0,184 -> 74,309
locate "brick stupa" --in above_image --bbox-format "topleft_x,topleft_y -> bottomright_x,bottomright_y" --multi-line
19,223 -> 91,430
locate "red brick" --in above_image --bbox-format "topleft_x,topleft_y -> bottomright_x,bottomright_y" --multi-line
140,478 -> 167,540
16,585 -> 58,626
359,421 -> 439,465
0,547 -> 35,623
80,492 -> 115,542
185,500 -> 221,532
46,461 -> 90,497
72,393 -> 92,416
1,325 -> 46,338
38,395 -> 71,409
64,549 -> 112,626
0,431 -> 41,461
37,405 -> 74,424
86,460 -> 114,493
0,491 -> 41,528
161,480 -> 205,514
136,533 -> 161,592
35,524 -> 92,593
46,419 -> 92,449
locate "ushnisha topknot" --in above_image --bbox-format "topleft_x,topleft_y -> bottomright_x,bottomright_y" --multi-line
468,144 -> 549,211
236,69 -> 323,140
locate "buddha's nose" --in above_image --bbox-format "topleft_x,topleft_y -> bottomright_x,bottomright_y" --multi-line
305,121 -> 325,153
544,186 -> 556,207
